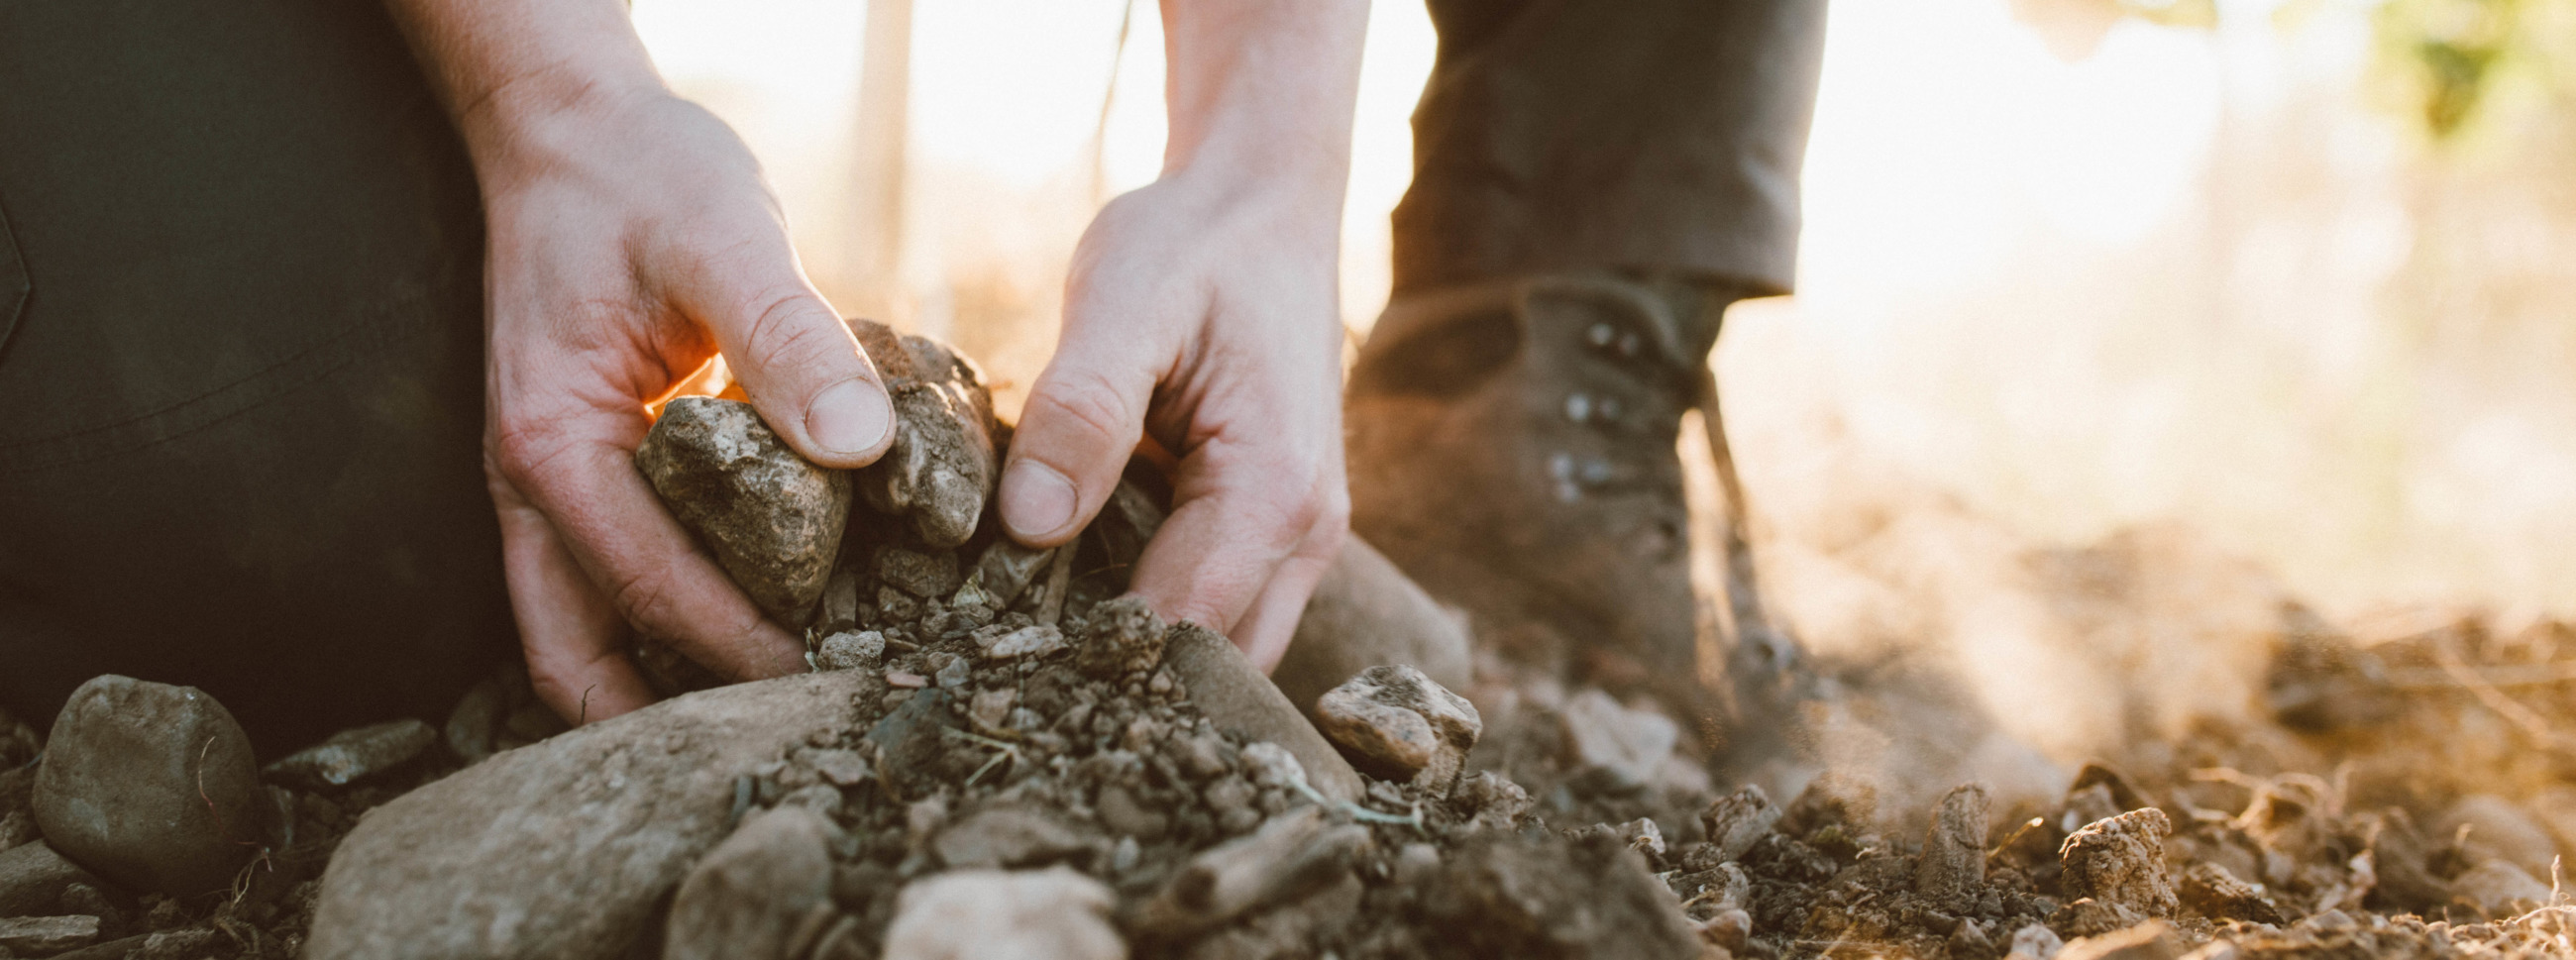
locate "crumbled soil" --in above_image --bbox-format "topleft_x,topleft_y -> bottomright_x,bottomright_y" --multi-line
9,527 -> 2576,959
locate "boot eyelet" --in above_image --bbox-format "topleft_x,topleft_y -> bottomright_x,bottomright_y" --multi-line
1564,393 -> 1592,423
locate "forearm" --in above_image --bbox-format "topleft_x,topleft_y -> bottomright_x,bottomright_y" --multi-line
380,0 -> 666,170
1158,0 -> 1370,192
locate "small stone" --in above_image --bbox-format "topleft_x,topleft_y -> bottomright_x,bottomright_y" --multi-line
972,541 -> 1055,609
1097,785 -> 1168,840
2433,795 -> 2560,879
444,674 -> 508,765
887,671 -> 929,690
2008,922 -> 2066,960
0,915 -> 99,955
2177,862 -> 2282,924
2052,898 -> 2144,939
636,396 -> 852,625
877,586 -> 922,622
932,805 -> 1089,869
968,689 -> 1018,731
34,676 -> 262,895
877,547 -> 962,599
1699,786 -> 1782,863
1312,665 -> 1481,788
816,631 -> 887,671
266,719 -> 439,789
1076,595 -> 1167,678
1173,729 -> 1232,780
1698,908 -> 1754,954
933,657 -> 971,690
777,784 -> 844,820
1238,742 -> 1308,793
977,625 -> 1064,662
1451,772 -> 1533,831
2451,858 -> 2552,913
1393,842 -> 1443,885
882,867 -> 1124,960
1558,690 -> 1677,794
2056,921 -> 2187,960
821,567 -> 861,630
0,842 -> 102,917
662,806 -> 835,960
1617,818 -> 1667,859
848,323 -> 1001,550
1915,784 -> 1991,912
1419,831 -> 1699,960
803,748 -> 874,788
2060,808 -> 2178,919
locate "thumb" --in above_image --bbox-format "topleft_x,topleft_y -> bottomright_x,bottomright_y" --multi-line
677,255 -> 894,469
1002,338 -> 1158,547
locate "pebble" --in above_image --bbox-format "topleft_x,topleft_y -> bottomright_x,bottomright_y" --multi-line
1096,785 -> 1168,840
2059,808 -> 2178,919
876,547 -> 962,599
816,631 -> 887,672
1913,783 -> 1991,912
2450,858 -> 2553,912
2433,795 -> 2560,879
266,719 -> 438,789
1075,595 -> 1167,678
444,674 -> 508,765
932,656 -> 971,690
1312,665 -> 1481,788
662,805 -> 835,960
1557,690 -> 1677,794
2055,921 -> 2187,960
34,675 -> 262,895
2007,922 -> 2066,960
886,671 -> 928,690
968,689 -> 1018,731
881,867 -> 1125,960
0,915 -> 99,955
635,397 -> 852,625
1700,786 -> 1782,863
932,805 -> 1089,869
977,624 -> 1065,662
971,541 -> 1054,608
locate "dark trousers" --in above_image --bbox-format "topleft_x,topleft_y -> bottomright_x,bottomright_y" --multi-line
0,0 -> 1823,755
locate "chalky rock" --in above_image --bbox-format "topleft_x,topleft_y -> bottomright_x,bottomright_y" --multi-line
2059,808 -> 2179,919
1699,786 -> 1782,863
933,804 -> 1089,869
662,805 -> 836,960
1272,538 -> 1474,716
265,719 -> 438,789
882,867 -> 1126,960
1313,665 -> 1481,787
0,842 -> 102,917
305,670 -> 876,960
977,624 -> 1066,662
816,630 -> 888,672
1914,783 -> 1991,912
847,320 -> 999,550
1418,831 -> 1700,960
2177,862 -> 2282,924
33,676 -> 261,895
1078,595 -> 1169,679
1159,623 -> 1364,804
0,915 -> 100,956
636,396 -> 852,625
1558,689 -> 1678,794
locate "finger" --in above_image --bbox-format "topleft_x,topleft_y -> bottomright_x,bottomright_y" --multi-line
1229,511 -> 1348,671
489,413 -> 809,684
661,231 -> 895,469
1127,435 -> 1342,646
1000,338 -> 1160,547
490,473 -> 656,724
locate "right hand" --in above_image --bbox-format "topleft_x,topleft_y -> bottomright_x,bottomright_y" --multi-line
470,85 -> 896,723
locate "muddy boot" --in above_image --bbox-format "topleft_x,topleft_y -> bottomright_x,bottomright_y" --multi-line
1346,271 -> 1737,694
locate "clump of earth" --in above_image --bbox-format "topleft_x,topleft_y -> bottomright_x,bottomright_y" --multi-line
5,323 -> 2576,960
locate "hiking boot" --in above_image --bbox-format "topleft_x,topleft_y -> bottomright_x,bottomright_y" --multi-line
1345,271 -> 1739,692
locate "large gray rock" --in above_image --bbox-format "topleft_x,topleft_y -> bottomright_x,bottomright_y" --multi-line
662,805 -> 836,960
847,319 -> 998,550
637,396 -> 852,625
33,676 -> 261,895
304,670 -> 874,960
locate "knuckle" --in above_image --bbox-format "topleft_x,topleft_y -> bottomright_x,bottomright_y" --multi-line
1027,371 -> 1136,449
737,291 -> 844,379
606,562 -> 688,638
488,416 -> 577,493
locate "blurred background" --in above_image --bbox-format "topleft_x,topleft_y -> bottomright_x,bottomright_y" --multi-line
635,0 -> 2576,757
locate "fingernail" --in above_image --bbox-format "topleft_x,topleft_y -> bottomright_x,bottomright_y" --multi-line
805,378 -> 893,458
1001,461 -> 1079,539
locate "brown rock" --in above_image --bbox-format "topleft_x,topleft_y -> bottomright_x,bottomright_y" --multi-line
1312,665 -> 1480,787
1914,784 -> 1991,911
847,320 -> 999,550
305,670 -> 876,960
881,867 -> 1125,960
2177,862 -> 2282,924
1158,624 -> 1363,804
34,676 -> 261,896
636,396 -> 852,625
662,805 -> 836,960
2060,808 -> 2178,919
1271,538 -> 1473,716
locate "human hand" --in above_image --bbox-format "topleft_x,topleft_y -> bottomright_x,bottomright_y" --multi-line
469,86 -> 895,723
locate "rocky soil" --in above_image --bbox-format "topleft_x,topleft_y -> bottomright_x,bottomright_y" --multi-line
4,322 -> 2575,959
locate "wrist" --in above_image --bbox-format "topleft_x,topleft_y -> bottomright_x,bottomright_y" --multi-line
454,62 -> 667,178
